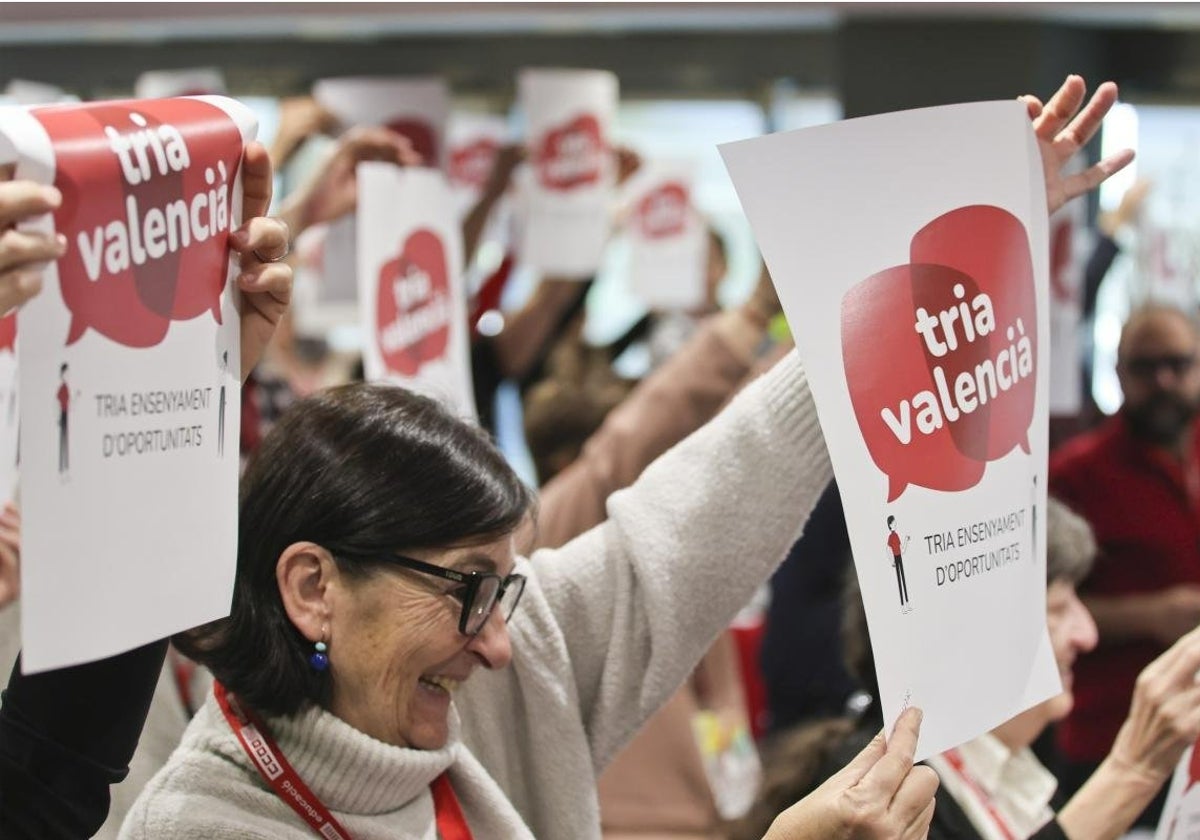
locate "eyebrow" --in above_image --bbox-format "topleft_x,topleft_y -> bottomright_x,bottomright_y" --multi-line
453,555 -> 498,574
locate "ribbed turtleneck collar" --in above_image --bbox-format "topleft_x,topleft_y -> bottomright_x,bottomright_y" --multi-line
253,700 -> 462,815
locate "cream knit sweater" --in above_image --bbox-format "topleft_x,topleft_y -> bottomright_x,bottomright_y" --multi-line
120,351 -> 832,840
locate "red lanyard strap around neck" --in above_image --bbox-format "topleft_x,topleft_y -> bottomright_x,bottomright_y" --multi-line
942,748 -> 1018,840
214,682 -> 475,840
215,681 -> 355,840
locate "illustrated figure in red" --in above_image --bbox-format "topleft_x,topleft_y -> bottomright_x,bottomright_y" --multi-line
887,514 -> 912,614
57,363 -> 70,476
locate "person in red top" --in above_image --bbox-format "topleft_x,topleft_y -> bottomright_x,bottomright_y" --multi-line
1049,302 -> 1200,828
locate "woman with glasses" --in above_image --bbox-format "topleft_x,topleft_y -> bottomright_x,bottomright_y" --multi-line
120,362 -> 939,840
122,74 -> 1126,840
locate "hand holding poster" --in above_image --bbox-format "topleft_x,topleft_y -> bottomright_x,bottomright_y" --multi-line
517,68 -> 618,278
313,76 -> 450,170
625,160 -> 708,311
721,101 -> 1059,759
357,162 -> 475,419
0,96 -> 255,671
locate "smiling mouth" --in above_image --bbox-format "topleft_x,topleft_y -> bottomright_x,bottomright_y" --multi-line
418,675 -> 461,694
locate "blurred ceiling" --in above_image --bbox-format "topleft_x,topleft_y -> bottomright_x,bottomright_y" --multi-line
5,2 -> 1200,44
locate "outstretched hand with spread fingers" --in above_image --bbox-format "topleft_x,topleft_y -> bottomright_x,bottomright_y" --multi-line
1021,75 -> 1135,216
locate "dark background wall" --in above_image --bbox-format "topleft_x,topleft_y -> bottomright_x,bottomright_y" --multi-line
3,3 -> 1200,111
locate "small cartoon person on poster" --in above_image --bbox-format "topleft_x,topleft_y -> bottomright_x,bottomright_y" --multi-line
56,363 -> 70,477
217,350 -> 228,458
886,515 -> 912,614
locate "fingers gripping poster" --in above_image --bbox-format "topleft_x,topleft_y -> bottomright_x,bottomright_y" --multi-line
0,96 -> 255,671
357,163 -> 476,419
721,101 -> 1060,760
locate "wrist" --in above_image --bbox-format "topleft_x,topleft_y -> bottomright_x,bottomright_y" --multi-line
1097,752 -> 1169,797
738,300 -> 773,331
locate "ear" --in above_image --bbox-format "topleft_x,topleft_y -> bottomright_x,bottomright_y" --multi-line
276,542 -> 339,643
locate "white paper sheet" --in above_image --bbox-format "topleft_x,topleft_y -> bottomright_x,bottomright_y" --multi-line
625,160 -> 708,311
516,68 -> 617,278
447,112 -> 509,219
1158,740 -> 1200,839
0,96 -> 254,671
357,163 -> 475,419
721,100 -> 1060,760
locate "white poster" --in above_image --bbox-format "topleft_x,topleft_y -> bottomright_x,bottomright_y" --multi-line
447,112 -> 508,218
313,76 -> 450,170
289,218 -> 362,343
0,96 -> 255,671
134,68 -> 227,99
3,80 -> 77,106
625,161 -> 708,311
0,314 -> 18,507
721,101 -> 1060,760
1048,184 -> 1088,416
357,163 -> 475,419
1157,741 -> 1200,839
517,68 -> 617,278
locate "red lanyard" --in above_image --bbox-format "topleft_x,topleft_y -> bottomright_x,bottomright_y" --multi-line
942,748 -> 1018,840
214,682 -> 474,840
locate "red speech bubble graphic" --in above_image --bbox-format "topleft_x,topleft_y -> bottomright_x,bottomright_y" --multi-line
376,228 -> 451,377
0,313 -> 15,355
635,181 -> 689,239
32,98 -> 244,348
449,137 -> 500,190
842,205 -> 1036,501
385,118 -> 439,168
534,113 -> 605,191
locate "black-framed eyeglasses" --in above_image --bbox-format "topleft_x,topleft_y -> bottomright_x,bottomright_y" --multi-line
385,554 -> 526,636
1125,354 -> 1197,380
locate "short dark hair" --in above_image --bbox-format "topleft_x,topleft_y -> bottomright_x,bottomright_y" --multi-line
175,383 -> 535,716
886,515 -> 895,528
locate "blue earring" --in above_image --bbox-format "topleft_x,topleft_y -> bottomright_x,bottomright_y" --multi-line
309,639 -> 329,672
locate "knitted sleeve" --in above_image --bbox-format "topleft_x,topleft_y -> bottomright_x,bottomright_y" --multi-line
528,350 -> 832,771
533,314 -> 753,551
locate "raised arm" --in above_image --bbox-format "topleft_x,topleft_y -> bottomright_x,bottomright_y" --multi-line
1055,623 -> 1200,839
533,269 -> 780,549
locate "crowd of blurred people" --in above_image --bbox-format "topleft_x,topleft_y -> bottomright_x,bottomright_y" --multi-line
0,67 -> 1196,840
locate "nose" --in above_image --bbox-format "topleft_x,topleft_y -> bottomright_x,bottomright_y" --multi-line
1154,364 -> 1180,390
1068,596 -> 1099,654
465,606 -> 513,670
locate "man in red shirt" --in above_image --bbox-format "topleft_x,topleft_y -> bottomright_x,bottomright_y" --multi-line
886,514 -> 911,614
1049,303 -> 1200,827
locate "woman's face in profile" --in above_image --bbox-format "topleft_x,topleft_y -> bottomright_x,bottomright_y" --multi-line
325,532 -> 517,750
1043,579 -> 1099,720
